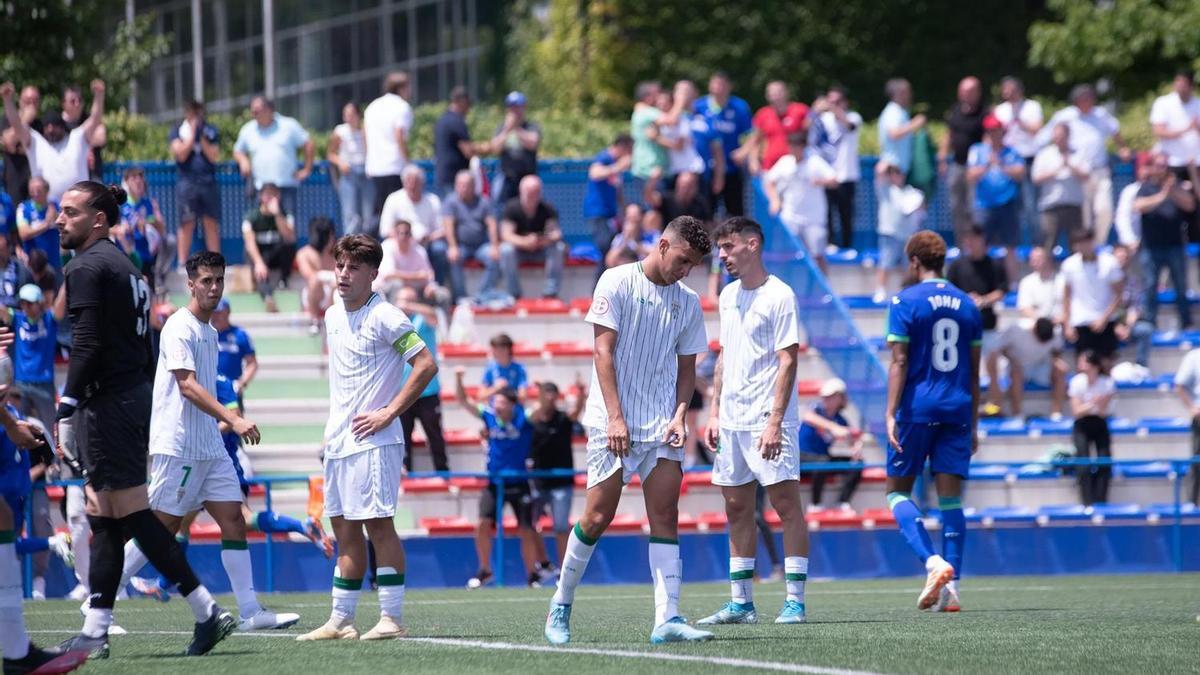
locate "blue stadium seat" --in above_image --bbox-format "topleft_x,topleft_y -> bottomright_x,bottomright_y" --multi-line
1090,503 -> 1147,520
1114,462 -> 1174,479
1037,504 -> 1094,522
1146,502 -> 1200,519
975,506 -> 1039,524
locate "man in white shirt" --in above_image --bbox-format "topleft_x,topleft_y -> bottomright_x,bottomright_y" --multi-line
378,166 -> 447,285
364,72 -> 414,221
814,86 -> 863,250
0,79 -> 105,201
1016,246 -> 1064,329
1172,346 -> 1200,506
1151,70 -> 1200,176
984,318 -> 1067,422
1042,85 -> 1132,244
1031,123 -> 1089,251
764,133 -> 838,272
298,235 -> 437,643
1061,229 -> 1124,361
232,96 -> 314,217
697,217 -> 811,627
994,77 -> 1044,235
544,216 -> 712,646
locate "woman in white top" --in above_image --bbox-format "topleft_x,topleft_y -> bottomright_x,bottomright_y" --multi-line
658,82 -> 706,186
327,102 -> 375,237
1068,350 -> 1116,507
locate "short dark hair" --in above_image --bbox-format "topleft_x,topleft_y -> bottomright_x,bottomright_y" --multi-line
184,100 -> 205,116
384,72 -> 409,95
333,234 -> 383,268
613,133 -> 633,148
449,85 -> 469,103
495,386 -> 519,403
27,248 -> 47,274
1070,227 -> 1095,244
539,381 -> 559,396
713,217 -> 764,244
711,70 -> 731,83
185,250 -> 226,279
260,182 -> 281,195
489,333 -> 514,349
62,85 -> 82,99
827,84 -> 848,98
965,223 -> 987,239
1177,69 -> 1196,83
1033,317 -> 1055,343
665,216 -> 712,255
308,216 -> 336,252
1081,349 -> 1108,374
904,230 -> 947,273
66,181 -> 125,229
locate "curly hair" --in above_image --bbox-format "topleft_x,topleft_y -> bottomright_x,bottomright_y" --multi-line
904,230 -> 947,274
665,215 -> 712,255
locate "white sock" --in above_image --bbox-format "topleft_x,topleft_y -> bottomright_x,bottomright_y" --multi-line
947,579 -> 959,595
649,540 -> 681,627
331,570 -> 362,624
67,489 -> 90,588
785,556 -> 808,604
220,544 -> 261,619
81,606 -> 113,638
925,554 -> 947,573
551,525 -> 597,606
184,585 -> 217,623
120,539 -> 149,589
0,540 -> 30,659
730,556 -> 755,605
377,566 -> 405,621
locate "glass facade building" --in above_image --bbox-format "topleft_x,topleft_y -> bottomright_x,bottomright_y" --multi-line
132,0 -> 493,129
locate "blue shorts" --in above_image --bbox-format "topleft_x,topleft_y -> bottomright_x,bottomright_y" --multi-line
877,234 -> 905,270
224,433 -> 251,497
888,422 -> 972,478
2,491 -> 27,534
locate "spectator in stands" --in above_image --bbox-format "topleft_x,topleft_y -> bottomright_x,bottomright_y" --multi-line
812,85 -> 863,251
169,100 -> 222,267
584,133 -> 633,278
1172,345 -> 1200,505
0,234 -> 32,308
630,81 -> 669,190
948,225 -> 1007,409
62,84 -> 106,179
0,189 -> 13,244
377,219 -> 449,305
765,132 -> 838,272
873,159 -> 925,303
16,177 -> 61,272
605,203 -> 658,269
798,378 -> 863,511
295,217 -> 337,334
26,250 -> 55,306
1134,151 -> 1195,330
985,318 -> 1067,422
1150,70 -> 1200,182
1069,350 -> 1115,507
967,114 -> 1024,285
1032,122 -> 1089,251
1112,242 -> 1155,367
212,298 -> 258,407
116,166 -> 166,290
492,91 -> 541,205
364,72 -> 414,221
1,79 -> 105,202
941,77 -> 987,235
877,78 -> 925,175
327,101 -> 373,237
434,86 -> 491,196
1061,229 -> 1124,360
11,284 -> 61,433
743,80 -> 810,175
993,76 -> 1044,235
1016,246 -> 1063,328
499,175 -> 566,299
442,170 -> 501,302
530,378 -> 585,567
643,168 -> 713,233
1042,85 -> 1131,244
695,71 -> 752,215
1115,152 -> 1151,249
234,96 -> 313,216
663,81 -> 708,188
454,373 -> 554,589
240,183 -> 297,312
395,287 -> 448,473
482,332 -> 528,399
0,86 -> 39,203
380,165 -> 447,284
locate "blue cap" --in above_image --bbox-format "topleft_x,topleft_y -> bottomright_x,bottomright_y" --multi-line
215,299 -> 231,312
504,91 -> 526,107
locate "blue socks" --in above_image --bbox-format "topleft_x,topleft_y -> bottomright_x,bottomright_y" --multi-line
939,496 -> 965,580
255,510 -> 306,535
887,491 -> 935,563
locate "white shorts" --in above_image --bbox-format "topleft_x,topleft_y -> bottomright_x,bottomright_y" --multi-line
324,445 -> 404,520
585,427 -> 684,489
711,427 -> 800,487
782,217 -> 828,255
148,455 -> 244,517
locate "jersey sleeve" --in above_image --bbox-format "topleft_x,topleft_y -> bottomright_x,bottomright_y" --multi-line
1067,374 -> 1085,398
65,263 -> 103,311
886,296 -> 913,343
512,363 -> 529,390
238,329 -> 256,356
585,269 -> 623,331
161,322 -> 196,373
233,125 -> 250,154
772,292 -> 801,352
379,305 -> 425,361
481,365 -> 496,387
675,297 -> 708,356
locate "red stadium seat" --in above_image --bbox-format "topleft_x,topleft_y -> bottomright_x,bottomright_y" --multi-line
401,477 -> 450,494
860,508 -> 897,526
544,341 -> 592,357
441,344 -> 488,358
606,513 -> 647,533
698,511 -> 728,529
420,516 -> 476,535
449,477 -> 488,492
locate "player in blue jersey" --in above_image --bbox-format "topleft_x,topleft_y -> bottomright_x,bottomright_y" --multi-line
884,230 -> 982,613
116,166 -> 165,290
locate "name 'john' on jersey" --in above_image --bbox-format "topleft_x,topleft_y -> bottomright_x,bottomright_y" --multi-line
886,278 -> 983,423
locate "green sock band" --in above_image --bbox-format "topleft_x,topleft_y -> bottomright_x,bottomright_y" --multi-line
573,521 -> 600,546
785,572 -> 807,581
886,491 -> 912,510
220,539 -> 249,551
333,576 -> 364,591
175,534 -> 189,544
938,496 -> 963,511
377,573 -> 405,586
0,530 -> 13,544
730,569 -> 754,581
648,536 -> 679,546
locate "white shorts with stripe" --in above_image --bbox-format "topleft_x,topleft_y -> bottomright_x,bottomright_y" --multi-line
148,454 -> 244,517
585,427 -> 684,489
324,444 -> 404,520
711,427 -> 801,487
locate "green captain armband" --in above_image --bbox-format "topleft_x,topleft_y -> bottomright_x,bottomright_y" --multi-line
392,330 -> 425,355
886,334 -> 910,343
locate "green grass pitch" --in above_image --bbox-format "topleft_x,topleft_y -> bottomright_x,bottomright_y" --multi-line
20,574 -> 1198,674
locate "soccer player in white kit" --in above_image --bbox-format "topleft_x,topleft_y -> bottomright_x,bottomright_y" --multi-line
698,217 -> 811,626
544,215 -> 713,645
126,251 -> 299,632
298,235 -> 437,642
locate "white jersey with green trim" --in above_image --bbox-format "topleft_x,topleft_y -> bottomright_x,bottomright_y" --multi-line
717,275 -> 802,430
323,292 -> 425,459
150,307 -> 225,460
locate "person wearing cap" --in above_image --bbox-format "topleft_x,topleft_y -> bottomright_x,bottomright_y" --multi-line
364,72 -> 414,226
10,283 -> 65,432
939,77 -> 986,236
967,113 -> 1025,285
798,378 -> 863,511
491,91 -> 541,205
1,79 -> 105,202
212,298 -> 258,409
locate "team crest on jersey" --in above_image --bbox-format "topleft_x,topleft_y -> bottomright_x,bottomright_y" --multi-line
592,296 -> 610,315
671,302 -> 680,314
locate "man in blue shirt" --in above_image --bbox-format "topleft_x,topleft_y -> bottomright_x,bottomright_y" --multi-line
885,230 -> 982,614
481,332 -> 527,399
967,114 -> 1026,284
0,190 -> 14,240
797,378 -> 863,510
12,284 -> 58,430
211,299 -> 257,408
693,72 -> 751,216
0,235 -> 31,310
396,288 -> 448,472
584,134 -> 633,279
168,100 -> 222,269
16,177 -> 60,272
453,371 -> 553,589
233,96 -> 314,217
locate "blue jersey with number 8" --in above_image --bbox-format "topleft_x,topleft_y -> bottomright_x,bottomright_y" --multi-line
886,279 -> 983,423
